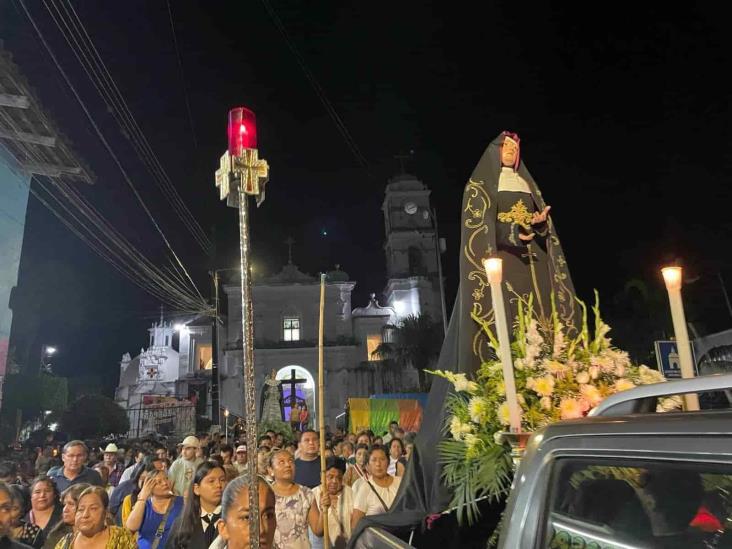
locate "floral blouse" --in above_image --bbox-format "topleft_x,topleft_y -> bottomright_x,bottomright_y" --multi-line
54,526 -> 136,549
15,522 -> 43,548
273,485 -> 314,549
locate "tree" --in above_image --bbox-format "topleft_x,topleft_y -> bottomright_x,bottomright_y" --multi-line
60,395 -> 129,439
374,314 -> 443,391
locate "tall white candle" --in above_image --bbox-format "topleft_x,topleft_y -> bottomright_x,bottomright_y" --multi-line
661,266 -> 700,411
484,258 -> 522,432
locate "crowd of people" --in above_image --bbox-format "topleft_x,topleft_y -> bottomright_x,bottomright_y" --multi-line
0,420 -> 415,548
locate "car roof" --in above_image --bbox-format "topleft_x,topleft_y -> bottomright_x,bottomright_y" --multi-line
536,408 -> 732,441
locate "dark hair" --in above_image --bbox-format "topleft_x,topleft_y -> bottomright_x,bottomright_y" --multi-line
30,475 -> 60,504
301,429 -> 318,438
325,456 -> 347,475
130,457 -> 164,505
257,435 -> 271,445
47,483 -> 90,537
209,455 -> 224,468
167,461 -> 226,549
355,443 -> 369,453
8,484 -> 30,516
0,481 -> 11,501
389,420 -> 399,427
389,438 -> 405,455
219,444 -> 233,455
221,474 -> 272,520
366,445 -> 388,462
0,461 -> 17,479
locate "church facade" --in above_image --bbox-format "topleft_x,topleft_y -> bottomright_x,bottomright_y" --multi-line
115,172 -> 444,429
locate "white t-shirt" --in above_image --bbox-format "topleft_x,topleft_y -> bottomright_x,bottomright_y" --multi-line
353,475 -> 402,516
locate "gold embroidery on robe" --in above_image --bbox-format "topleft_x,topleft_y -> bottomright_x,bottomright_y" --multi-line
497,200 -> 533,229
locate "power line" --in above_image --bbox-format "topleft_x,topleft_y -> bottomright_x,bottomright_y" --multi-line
43,0 -> 213,255
259,0 -> 370,170
165,0 -> 199,151
19,0 -> 206,303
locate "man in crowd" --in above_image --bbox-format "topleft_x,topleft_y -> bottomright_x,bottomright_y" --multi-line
233,445 -> 248,475
102,443 -> 125,487
48,440 -> 103,492
0,482 -> 29,549
118,448 -> 145,484
294,430 -> 321,488
168,435 -> 200,496
341,441 -> 355,465
382,421 -> 400,445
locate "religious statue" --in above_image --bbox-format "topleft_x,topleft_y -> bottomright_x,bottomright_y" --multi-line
260,369 -> 284,421
456,131 -> 577,374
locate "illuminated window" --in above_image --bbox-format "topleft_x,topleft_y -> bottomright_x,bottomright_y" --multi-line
196,344 -> 213,370
283,318 -> 300,341
367,334 -> 382,361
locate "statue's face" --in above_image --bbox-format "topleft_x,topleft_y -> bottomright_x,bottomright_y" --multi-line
501,140 -> 519,167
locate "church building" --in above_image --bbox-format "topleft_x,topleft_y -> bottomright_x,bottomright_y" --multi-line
115,171 -> 445,430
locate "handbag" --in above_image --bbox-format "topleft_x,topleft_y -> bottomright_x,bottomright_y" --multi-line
150,499 -> 175,549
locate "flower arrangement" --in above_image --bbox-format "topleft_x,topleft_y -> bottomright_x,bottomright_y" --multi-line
429,291 -> 680,525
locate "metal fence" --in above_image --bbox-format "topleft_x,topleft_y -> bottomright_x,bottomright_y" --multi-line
127,405 -> 195,439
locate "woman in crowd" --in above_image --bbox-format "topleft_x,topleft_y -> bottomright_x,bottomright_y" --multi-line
256,448 -> 271,480
343,444 -> 370,488
54,486 -> 135,549
351,446 -> 402,529
211,474 -> 276,549
166,460 -> 226,549
27,476 -> 62,537
8,485 -> 43,548
312,457 -> 354,549
43,483 -> 89,549
125,466 -> 184,549
387,438 -> 407,477
268,449 -> 324,549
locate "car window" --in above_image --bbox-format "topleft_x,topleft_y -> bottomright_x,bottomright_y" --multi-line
541,458 -> 732,549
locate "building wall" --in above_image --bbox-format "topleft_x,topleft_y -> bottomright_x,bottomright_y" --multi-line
0,151 -> 30,387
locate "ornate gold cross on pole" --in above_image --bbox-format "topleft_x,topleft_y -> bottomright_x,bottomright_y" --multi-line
214,107 -> 269,548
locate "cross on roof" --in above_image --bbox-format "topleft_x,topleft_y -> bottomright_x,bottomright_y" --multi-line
284,236 -> 295,264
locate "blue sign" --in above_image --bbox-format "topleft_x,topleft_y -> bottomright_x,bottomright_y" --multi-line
654,340 -> 697,379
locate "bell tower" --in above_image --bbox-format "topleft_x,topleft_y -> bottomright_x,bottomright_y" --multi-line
382,173 -> 443,325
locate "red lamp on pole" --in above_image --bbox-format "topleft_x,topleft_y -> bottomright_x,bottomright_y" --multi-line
227,107 -> 257,155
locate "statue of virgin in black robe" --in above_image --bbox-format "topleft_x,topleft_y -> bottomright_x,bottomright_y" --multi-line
457,131 -> 578,373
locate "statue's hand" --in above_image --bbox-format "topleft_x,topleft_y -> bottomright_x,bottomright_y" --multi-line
519,232 -> 535,242
531,205 -> 551,225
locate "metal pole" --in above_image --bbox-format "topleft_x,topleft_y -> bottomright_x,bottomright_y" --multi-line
238,190 -> 259,546
432,208 -> 448,334
318,274 -> 330,548
211,271 -> 221,426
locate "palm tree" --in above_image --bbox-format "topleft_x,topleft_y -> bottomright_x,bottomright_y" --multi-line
373,314 -> 443,391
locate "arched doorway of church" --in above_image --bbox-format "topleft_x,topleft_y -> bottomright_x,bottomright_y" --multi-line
275,365 -> 317,430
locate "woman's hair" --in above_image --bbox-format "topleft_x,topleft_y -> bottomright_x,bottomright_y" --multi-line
355,443 -> 369,453
8,484 -> 30,516
389,438 -> 405,456
130,458 -> 164,506
78,485 -> 109,510
325,456 -> 347,475
267,448 -> 292,468
0,481 -> 11,502
30,475 -> 60,505
366,445 -> 388,463
46,483 -> 91,538
167,460 -> 225,549
221,474 -> 272,520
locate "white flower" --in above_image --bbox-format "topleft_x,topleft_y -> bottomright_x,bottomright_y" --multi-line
493,431 -> 503,444
464,433 -> 480,453
614,378 -> 636,392
452,373 -> 479,394
533,376 -> 555,397
525,377 -> 536,390
553,323 -> 566,357
589,365 -> 600,380
468,397 -> 490,424
497,402 -> 511,425
449,416 -> 472,440
540,396 -> 552,410
576,371 -> 590,384
638,365 -> 665,385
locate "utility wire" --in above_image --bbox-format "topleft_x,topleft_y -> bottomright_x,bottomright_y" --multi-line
259,0 -> 370,170
43,0 -> 213,255
165,0 -> 199,151
19,0 -> 206,303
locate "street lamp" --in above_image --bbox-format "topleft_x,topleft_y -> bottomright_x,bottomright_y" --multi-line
40,345 -> 58,373
45,346 -> 57,355
661,266 -> 700,411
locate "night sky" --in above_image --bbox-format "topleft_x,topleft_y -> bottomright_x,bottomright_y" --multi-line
2,2 -> 731,391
